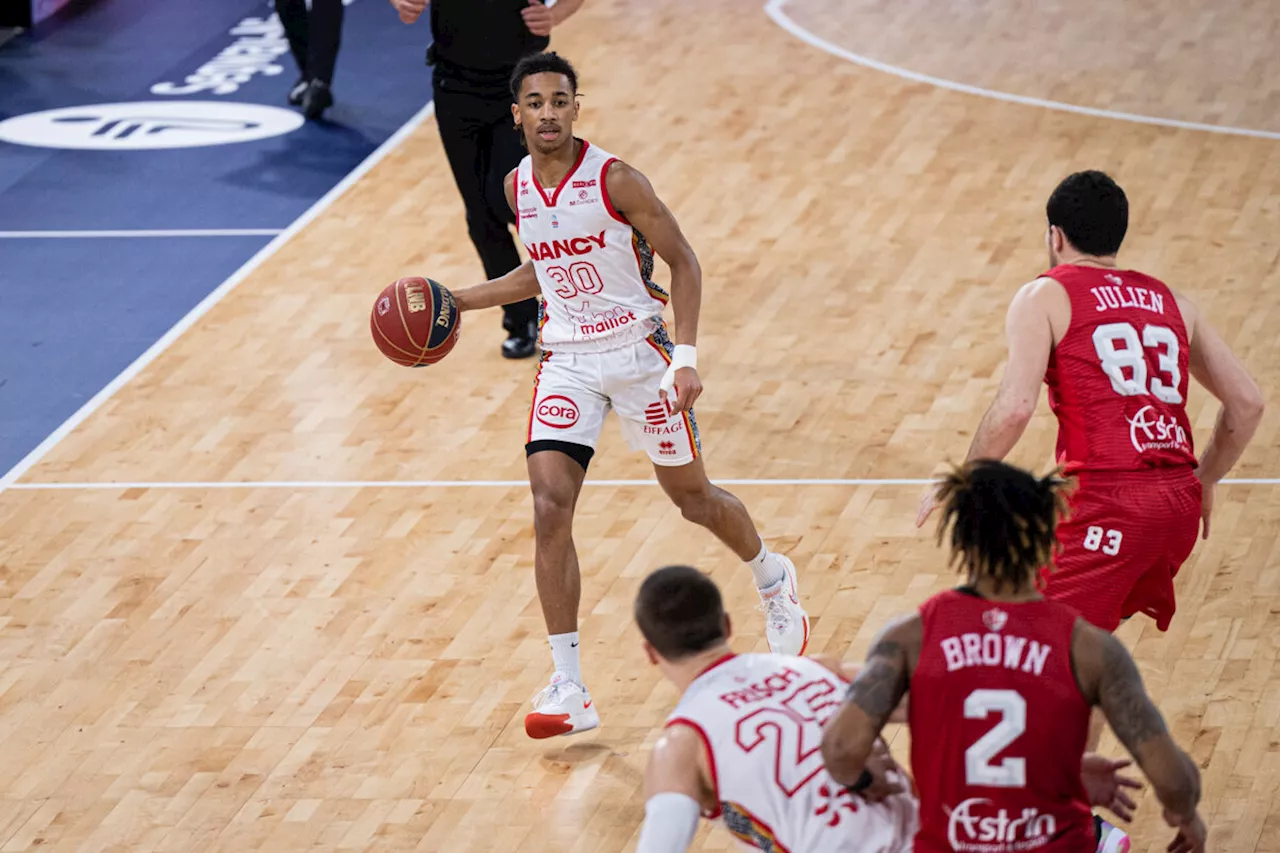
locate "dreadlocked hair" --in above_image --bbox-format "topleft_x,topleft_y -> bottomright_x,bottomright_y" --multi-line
935,459 -> 1074,593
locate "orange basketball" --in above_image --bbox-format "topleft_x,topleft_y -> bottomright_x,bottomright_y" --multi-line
370,277 -> 461,367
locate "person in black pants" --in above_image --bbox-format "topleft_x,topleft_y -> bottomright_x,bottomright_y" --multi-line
275,0 -> 344,120
390,0 -> 585,359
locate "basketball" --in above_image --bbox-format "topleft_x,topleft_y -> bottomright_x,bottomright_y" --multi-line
370,276 -> 461,367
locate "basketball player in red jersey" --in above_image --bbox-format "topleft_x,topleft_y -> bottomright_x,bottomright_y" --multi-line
824,460 -> 1207,853
917,171 -> 1264,635
445,53 -> 809,739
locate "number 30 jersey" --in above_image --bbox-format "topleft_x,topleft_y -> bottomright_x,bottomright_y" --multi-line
666,653 -> 917,853
514,139 -> 670,354
909,590 -> 1093,853
1042,264 -> 1197,473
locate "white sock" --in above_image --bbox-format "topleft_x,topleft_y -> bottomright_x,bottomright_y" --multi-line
549,632 -> 582,684
747,542 -> 784,589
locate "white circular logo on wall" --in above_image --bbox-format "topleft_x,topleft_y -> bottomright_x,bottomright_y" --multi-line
0,101 -> 304,150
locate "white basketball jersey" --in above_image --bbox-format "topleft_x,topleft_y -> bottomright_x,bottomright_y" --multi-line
667,654 -> 916,853
514,140 -> 669,353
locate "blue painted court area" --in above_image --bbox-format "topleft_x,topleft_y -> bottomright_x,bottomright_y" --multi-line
0,0 -> 434,476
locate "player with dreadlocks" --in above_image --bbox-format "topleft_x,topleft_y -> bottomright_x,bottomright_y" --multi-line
822,459 -> 1207,853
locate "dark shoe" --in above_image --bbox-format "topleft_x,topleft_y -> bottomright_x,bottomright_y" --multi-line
300,80 -> 333,120
288,78 -> 308,106
502,321 -> 538,360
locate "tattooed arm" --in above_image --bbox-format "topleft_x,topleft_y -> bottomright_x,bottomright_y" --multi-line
1072,620 -> 1206,851
820,613 -> 920,786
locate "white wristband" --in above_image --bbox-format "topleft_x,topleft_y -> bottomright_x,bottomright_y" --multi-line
660,345 -> 697,398
670,344 -> 697,370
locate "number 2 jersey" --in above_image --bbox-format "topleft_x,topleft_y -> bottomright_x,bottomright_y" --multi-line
1042,264 -> 1196,473
909,589 -> 1093,853
514,139 -> 670,353
666,653 -> 918,853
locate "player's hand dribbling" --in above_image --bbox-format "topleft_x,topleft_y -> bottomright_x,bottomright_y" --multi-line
1164,809 -> 1207,853
662,367 -> 702,414
389,0 -> 427,24
1080,755 -> 1141,822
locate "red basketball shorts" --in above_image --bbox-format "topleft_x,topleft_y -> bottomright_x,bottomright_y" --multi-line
1042,467 -> 1202,632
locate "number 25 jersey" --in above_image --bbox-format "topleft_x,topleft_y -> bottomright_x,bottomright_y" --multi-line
1042,264 -> 1197,473
909,590 -> 1093,853
666,653 -> 917,853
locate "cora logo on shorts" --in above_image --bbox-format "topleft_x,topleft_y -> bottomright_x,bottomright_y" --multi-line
536,395 -> 579,429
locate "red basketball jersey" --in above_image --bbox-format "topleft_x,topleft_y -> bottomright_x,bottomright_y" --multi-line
1042,264 -> 1197,473
909,589 -> 1094,853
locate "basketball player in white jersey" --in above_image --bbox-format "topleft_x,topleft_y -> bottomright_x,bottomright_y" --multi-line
634,566 -> 1146,853
633,565 -> 918,853
447,53 -> 809,739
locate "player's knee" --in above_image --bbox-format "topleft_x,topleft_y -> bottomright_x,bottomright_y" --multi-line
532,487 -> 574,535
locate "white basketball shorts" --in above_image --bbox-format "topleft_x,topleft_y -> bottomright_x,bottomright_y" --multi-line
527,323 -> 701,467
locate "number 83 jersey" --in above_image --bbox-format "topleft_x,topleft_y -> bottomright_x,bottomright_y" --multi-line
1042,264 -> 1196,472
666,654 -> 918,853
515,140 -> 670,353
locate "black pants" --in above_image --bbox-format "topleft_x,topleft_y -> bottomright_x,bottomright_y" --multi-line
432,67 -> 539,331
275,0 -> 344,85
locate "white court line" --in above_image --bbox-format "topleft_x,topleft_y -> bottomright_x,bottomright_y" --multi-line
7,477 -> 1279,490
0,229 -> 284,239
0,101 -> 438,494
763,0 -> 1280,141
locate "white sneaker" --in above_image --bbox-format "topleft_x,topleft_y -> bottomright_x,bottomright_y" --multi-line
758,554 -> 810,655
524,673 -> 600,739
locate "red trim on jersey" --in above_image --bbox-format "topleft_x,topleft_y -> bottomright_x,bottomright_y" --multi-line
600,156 -> 629,224
697,653 -> 737,679
665,717 -> 723,819
645,334 -> 671,364
532,139 -> 591,208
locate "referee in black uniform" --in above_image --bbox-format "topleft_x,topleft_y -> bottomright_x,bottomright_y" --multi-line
391,0 -> 585,359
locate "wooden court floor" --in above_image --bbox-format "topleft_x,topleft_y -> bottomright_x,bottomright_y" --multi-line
2,0 -> 1278,850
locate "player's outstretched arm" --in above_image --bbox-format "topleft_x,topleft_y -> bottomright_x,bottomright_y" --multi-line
916,279 -> 1058,527
1181,294 -> 1264,538
605,161 -> 703,412
451,262 -> 541,312
1073,621 -> 1206,851
450,170 -> 543,312
636,724 -> 711,853
820,614 -> 919,786
963,279 -> 1057,463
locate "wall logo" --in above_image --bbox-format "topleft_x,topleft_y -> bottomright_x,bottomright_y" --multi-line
1127,405 -> 1188,454
535,395 -> 579,429
0,102 -> 304,150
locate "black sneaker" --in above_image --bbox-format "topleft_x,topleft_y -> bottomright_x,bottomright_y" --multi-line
502,320 -> 538,360
288,78 -> 308,106
300,80 -> 333,120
